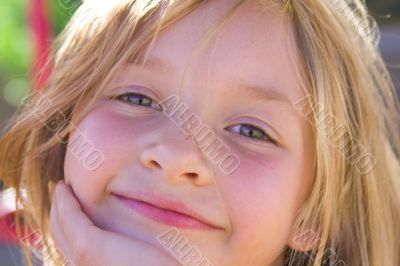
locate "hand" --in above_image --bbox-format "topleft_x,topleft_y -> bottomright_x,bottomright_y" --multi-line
50,181 -> 180,266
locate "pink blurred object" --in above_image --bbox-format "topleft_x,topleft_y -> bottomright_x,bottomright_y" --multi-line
0,190 -> 37,246
0,212 -> 19,244
0,189 -> 18,244
29,0 -> 52,91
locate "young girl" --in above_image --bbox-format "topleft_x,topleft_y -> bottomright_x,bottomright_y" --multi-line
1,0 -> 399,265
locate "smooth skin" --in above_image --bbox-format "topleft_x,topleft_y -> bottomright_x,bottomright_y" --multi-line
51,0 -> 315,265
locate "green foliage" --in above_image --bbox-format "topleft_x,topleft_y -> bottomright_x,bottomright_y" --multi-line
0,0 -> 80,80
0,0 -> 30,75
52,0 -> 81,35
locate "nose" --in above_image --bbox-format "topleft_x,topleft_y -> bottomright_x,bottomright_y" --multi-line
139,136 -> 214,186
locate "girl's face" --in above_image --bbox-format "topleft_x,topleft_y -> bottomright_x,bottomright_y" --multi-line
64,1 -> 315,265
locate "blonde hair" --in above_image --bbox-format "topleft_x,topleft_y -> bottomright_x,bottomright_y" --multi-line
0,0 -> 399,265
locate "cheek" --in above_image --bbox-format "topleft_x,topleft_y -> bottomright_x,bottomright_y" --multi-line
221,152 -> 306,257
63,106 -> 142,206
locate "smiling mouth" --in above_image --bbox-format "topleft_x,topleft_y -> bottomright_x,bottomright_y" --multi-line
112,193 -> 221,230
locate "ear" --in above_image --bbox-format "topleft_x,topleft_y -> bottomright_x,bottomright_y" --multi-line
287,228 -> 320,252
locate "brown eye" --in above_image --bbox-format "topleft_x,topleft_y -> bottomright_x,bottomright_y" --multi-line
227,124 -> 276,144
115,93 -> 162,111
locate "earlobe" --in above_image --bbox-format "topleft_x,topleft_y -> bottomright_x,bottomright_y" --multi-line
287,228 -> 320,252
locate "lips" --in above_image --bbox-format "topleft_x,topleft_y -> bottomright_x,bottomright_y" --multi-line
112,191 -> 222,230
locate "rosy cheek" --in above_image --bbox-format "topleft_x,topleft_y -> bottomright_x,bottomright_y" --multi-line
63,108 -> 129,203
221,152 -> 300,235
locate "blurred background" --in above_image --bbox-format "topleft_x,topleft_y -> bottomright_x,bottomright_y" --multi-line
0,0 -> 80,127
0,0 -> 399,264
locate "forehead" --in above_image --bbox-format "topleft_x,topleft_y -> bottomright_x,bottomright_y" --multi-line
135,0 -> 303,104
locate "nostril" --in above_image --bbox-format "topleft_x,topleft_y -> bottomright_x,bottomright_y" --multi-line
186,172 -> 198,179
149,160 -> 161,169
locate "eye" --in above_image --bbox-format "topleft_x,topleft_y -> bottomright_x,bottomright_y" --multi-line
226,124 -> 277,144
114,93 -> 162,111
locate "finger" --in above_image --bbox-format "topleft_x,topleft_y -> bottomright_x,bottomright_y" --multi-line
54,182 -> 99,251
54,182 -> 180,265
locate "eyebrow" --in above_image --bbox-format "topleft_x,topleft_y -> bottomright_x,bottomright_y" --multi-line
132,57 -> 173,74
233,84 -> 292,105
131,57 -> 292,105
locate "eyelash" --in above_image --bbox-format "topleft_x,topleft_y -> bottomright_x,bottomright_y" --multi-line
225,124 -> 277,144
114,92 -> 277,144
114,92 -> 163,111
